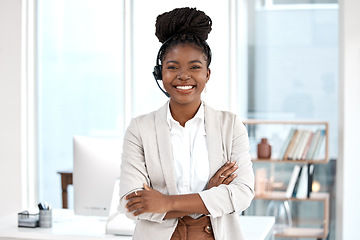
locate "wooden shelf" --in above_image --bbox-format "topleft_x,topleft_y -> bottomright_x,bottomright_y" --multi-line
254,191 -> 329,201
251,158 -> 328,164
275,227 -> 327,239
244,119 -> 329,126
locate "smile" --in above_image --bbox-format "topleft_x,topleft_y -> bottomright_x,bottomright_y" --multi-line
175,85 -> 194,90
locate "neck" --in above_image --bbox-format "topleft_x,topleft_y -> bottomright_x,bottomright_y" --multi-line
169,100 -> 201,127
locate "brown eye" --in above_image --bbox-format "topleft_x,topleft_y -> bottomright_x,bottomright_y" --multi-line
191,65 -> 201,70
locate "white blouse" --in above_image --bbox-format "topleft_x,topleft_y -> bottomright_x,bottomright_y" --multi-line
166,102 -> 210,195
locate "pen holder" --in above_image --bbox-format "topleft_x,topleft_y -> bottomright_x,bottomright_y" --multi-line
39,209 -> 52,228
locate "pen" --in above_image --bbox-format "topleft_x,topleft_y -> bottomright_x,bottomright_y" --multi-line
38,203 -> 44,210
38,202 -> 51,210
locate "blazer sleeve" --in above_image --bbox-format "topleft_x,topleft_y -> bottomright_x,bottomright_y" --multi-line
119,118 -> 166,223
198,115 -> 255,218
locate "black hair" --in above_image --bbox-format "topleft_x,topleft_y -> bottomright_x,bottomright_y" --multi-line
155,7 -> 212,67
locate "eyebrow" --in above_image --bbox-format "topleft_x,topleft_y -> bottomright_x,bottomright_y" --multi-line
165,60 -> 204,65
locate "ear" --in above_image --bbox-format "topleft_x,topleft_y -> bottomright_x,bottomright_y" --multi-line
206,68 -> 211,82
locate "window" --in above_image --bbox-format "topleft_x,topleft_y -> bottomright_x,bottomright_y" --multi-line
243,1 -> 338,238
37,0 -> 124,208
246,0 -> 338,157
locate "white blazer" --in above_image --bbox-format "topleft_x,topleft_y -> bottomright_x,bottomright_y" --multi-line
119,101 -> 254,240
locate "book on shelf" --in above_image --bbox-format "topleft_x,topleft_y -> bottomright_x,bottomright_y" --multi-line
286,165 -> 301,198
310,130 -> 326,160
301,132 -> 314,160
306,129 -> 321,160
291,166 -> 303,197
288,129 -> 304,160
293,130 -> 312,160
307,164 -> 315,198
279,128 -> 326,161
295,165 -> 308,199
278,128 -> 296,160
283,129 -> 300,160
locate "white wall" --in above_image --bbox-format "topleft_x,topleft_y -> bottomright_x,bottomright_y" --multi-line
0,0 -> 23,216
337,0 -> 360,239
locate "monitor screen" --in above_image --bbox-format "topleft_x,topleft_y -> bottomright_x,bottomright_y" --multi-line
73,135 -> 122,217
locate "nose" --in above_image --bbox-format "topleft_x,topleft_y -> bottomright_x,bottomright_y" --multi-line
177,69 -> 191,80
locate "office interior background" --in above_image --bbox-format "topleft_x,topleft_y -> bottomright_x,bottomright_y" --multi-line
0,0 -> 359,239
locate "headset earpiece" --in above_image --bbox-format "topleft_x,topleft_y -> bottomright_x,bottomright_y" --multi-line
152,65 -> 162,80
153,59 -> 170,97
153,40 -> 170,97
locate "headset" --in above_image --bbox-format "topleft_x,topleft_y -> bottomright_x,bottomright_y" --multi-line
152,37 -> 172,98
152,33 -> 212,98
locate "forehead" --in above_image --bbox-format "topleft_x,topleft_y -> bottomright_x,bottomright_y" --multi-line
162,43 -> 206,62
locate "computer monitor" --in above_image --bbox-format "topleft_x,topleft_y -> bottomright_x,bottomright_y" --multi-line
73,135 -> 123,217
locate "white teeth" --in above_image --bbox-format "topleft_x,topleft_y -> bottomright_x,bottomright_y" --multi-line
176,86 -> 193,90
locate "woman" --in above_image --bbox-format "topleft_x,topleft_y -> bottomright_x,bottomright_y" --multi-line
120,7 -> 254,240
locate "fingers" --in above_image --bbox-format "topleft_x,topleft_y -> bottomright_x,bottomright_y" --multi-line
125,183 -> 152,201
217,161 -> 235,174
207,161 -> 238,189
217,161 -> 237,178
126,197 -> 142,211
220,162 -> 238,179
125,190 -> 144,215
217,161 -> 238,186
143,183 -> 151,190
126,199 -> 146,216
222,172 -> 237,185
125,184 -> 169,215
125,184 -> 152,215
125,190 -> 142,200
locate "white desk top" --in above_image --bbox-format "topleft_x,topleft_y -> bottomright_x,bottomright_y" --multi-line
0,209 -> 274,240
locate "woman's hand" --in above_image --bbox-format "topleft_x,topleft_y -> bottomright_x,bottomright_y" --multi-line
207,161 -> 238,190
125,184 -> 210,218
125,183 -> 171,216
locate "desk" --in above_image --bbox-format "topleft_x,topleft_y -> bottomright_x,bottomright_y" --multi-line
57,171 -> 73,209
0,209 -> 274,240
0,209 -> 131,240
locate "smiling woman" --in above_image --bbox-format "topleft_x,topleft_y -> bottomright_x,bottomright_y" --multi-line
119,7 -> 254,240
162,44 -> 211,126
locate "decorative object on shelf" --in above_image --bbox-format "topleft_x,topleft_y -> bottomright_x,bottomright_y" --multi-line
257,138 -> 271,159
255,168 -> 283,196
312,180 -> 321,192
255,168 -> 267,196
266,200 -> 292,234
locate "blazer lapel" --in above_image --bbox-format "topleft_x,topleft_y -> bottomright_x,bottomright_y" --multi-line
155,103 -> 178,195
204,103 -> 225,177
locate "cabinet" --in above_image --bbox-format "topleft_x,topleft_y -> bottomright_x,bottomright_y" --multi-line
244,120 -> 330,240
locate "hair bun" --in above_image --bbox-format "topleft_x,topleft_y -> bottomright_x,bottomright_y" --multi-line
155,7 -> 212,43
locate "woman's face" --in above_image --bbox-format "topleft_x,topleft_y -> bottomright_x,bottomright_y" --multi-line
162,43 -> 210,107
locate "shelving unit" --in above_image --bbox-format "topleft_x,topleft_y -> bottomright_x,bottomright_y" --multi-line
244,120 -> 330,240
254,191 -> 329,239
